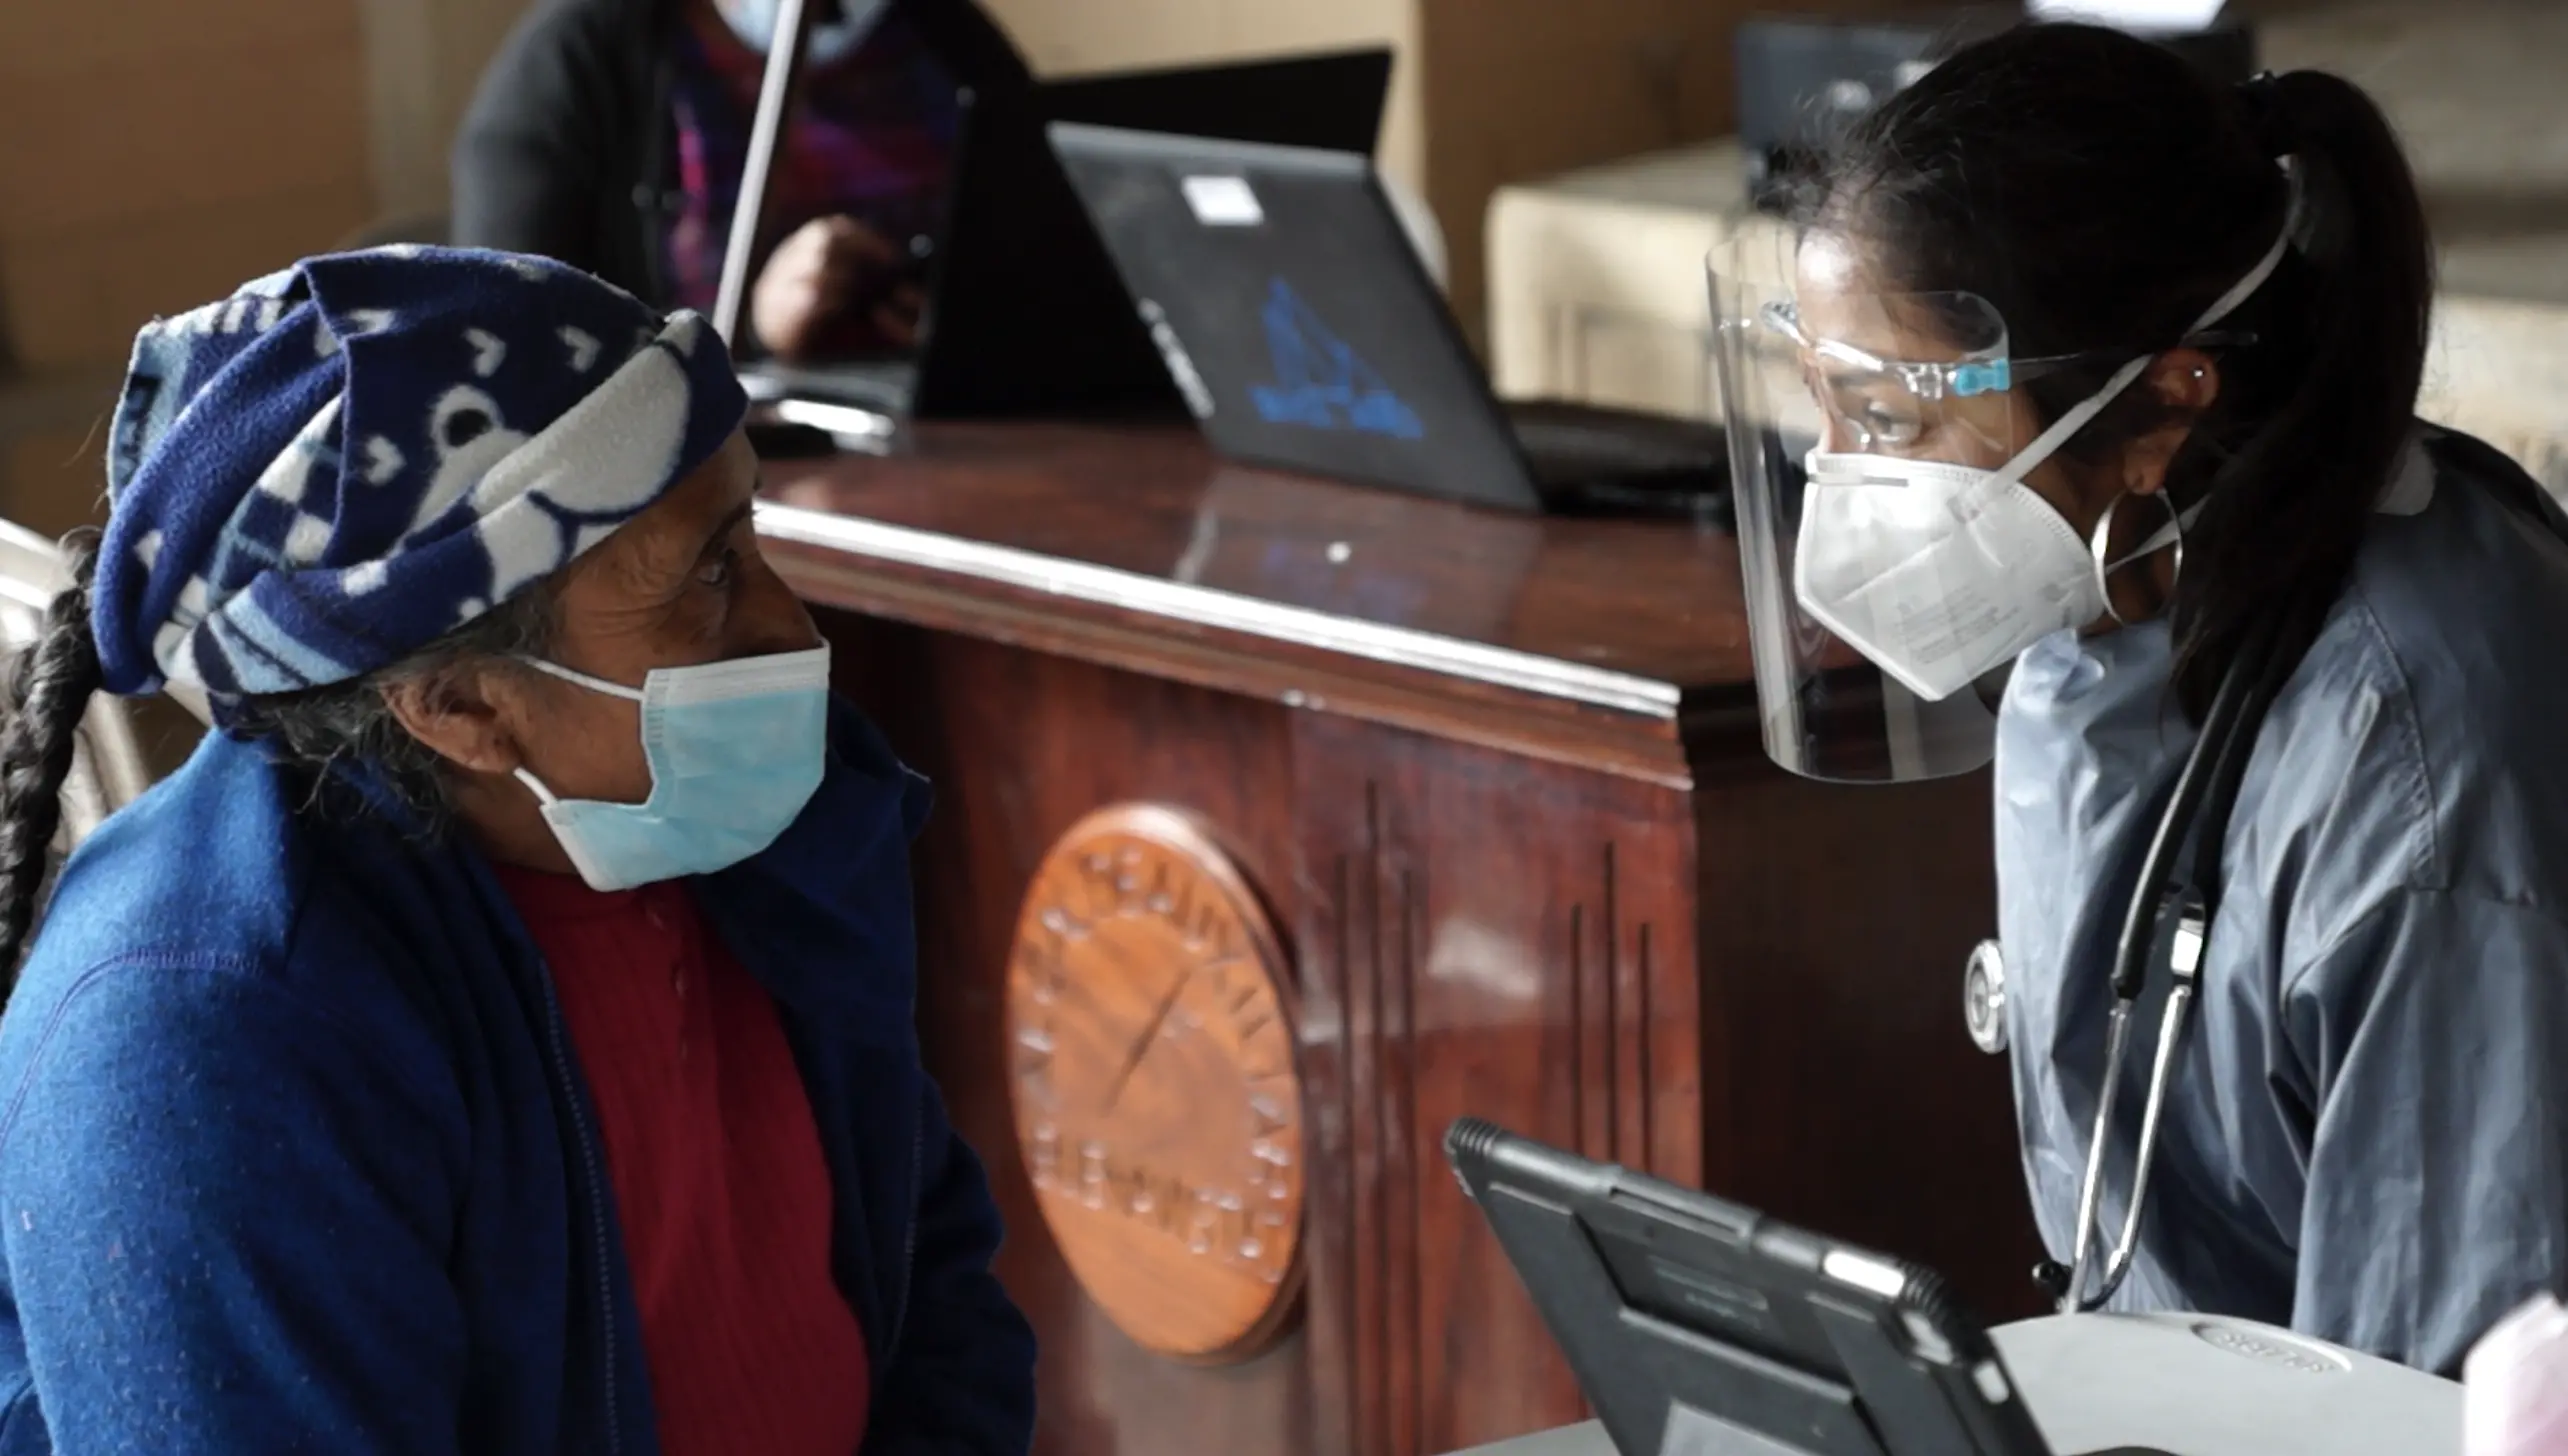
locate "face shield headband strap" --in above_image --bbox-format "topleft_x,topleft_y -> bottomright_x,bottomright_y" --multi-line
1965,157 -> 2305,501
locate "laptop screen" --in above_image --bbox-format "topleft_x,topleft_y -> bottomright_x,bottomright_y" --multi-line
1051,123 -> 1545,511
717,6 -> 1396,419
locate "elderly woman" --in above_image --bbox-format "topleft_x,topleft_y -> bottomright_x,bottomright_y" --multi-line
0,249 -> 1033,1453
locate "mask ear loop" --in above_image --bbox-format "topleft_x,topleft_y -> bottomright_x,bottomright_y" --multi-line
514,766 -> 564,805
2090,492 -> 2186,627
510,657 -> 645,808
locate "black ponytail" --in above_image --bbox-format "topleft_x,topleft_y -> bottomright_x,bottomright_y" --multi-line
2171,68 -> 2433,717
1811,24 -> 2435,718
0,530 -> 104,981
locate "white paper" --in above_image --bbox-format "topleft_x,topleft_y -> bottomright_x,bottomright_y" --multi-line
2028,0 -> 2228,29
1181,175 -> 1265,227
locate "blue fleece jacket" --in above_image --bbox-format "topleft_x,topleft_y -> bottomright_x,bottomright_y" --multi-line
0,702 -> 1034,1455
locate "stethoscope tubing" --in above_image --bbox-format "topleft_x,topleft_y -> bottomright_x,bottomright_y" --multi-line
2056,614 -> 2301,1313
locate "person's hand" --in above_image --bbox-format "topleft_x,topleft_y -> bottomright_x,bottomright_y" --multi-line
750,215 -> 923,360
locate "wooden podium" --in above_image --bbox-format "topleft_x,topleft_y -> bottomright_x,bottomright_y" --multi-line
758,424 -> 2039,1456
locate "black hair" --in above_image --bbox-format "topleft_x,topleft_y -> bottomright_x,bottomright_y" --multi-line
1803,22 -> 2434,717
0,531 -> 105,979
228,589 -> 556,819
0,547 -> 554,984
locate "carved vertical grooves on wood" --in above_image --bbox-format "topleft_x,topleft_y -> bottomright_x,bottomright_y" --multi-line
1637,921 -> 1656,1175
1331,838 -> 1363,1456
1320,787 -> 1663,1455
1603,840 -> 1620,1164
1340,779 -> 1426,1456
1573,844 -> 1624,1164
1365,781 -> 1391,1456
1569,840 -> 1660,1175
1397,861 -> 1422,1456
1567,900 -> 1584,1156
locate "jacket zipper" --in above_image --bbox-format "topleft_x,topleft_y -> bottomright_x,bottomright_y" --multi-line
884,1112 -> 923,1365
533,953 -> 624,1456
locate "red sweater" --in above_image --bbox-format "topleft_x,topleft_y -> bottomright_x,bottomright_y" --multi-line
497,865 -> 870,1455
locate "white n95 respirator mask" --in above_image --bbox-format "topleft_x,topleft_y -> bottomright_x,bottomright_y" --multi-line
1791,451 -> 2188,703
1786,165 -> 2302,703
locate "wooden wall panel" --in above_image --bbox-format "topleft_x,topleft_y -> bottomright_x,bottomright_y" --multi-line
830,615 -> 1317,1456
1290,712 -> 1699,1456
1692,762 -> 2041,1324
825,611 -> 1708,1456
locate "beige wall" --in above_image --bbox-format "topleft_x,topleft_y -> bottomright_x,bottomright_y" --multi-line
1418,0 -> 1706,344
0,1 -> 377,530
1442,0 -> 1985,339
984,0 -> 1424,191
0,1 -> 376,372
360,0 -> 553,222
0,370 -> 121,539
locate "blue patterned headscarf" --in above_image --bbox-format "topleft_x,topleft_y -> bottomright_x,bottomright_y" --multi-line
93,247 -> 746,719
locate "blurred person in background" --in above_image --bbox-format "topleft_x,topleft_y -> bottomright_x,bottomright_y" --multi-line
454,0 -> 1006,362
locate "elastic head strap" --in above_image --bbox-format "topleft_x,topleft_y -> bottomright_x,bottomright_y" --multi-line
517,655 -> 646,703
1977,159 -> 2307,502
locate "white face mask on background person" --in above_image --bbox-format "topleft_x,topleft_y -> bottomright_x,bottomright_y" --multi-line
1790,162 -> 2304,703
714,0 -> 889,65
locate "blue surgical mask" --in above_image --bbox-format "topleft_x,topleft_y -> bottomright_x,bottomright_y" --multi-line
512,645 -> 832,891
715,0 -> 887,66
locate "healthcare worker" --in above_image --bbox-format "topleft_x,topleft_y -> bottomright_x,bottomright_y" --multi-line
1713,22 -> 2568,1375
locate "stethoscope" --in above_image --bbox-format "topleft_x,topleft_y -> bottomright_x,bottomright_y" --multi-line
1961,603 -> 2308,1316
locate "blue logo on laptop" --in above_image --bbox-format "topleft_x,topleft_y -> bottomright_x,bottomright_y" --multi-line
1248,278 -> 1424,440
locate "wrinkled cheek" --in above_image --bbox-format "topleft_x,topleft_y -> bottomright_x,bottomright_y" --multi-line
524,698 -> 657,807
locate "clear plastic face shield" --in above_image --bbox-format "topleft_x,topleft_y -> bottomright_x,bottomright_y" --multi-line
1712,227 -> 2045,783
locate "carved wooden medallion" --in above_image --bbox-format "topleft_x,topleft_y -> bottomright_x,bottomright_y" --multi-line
1005,804 -> 1304,1362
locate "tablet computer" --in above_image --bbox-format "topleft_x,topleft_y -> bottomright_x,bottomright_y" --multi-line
1445,1118 -> 2054,1456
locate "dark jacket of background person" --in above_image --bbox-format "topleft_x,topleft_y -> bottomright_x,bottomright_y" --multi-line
451,0 -> 1028,305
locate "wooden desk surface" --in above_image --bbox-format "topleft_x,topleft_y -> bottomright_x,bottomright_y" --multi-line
757,423 -> 1752,784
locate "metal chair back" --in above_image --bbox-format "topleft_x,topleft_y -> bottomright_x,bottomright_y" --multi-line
0,521 -> 162,849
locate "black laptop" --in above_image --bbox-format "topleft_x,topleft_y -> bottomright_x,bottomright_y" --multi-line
1446,1119 -> 2057,1456
1047,122 -> 1731,518
719,0 -> 1397,426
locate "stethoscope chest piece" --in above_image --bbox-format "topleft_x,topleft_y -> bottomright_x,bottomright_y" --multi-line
1963,939 -> 2009,1055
